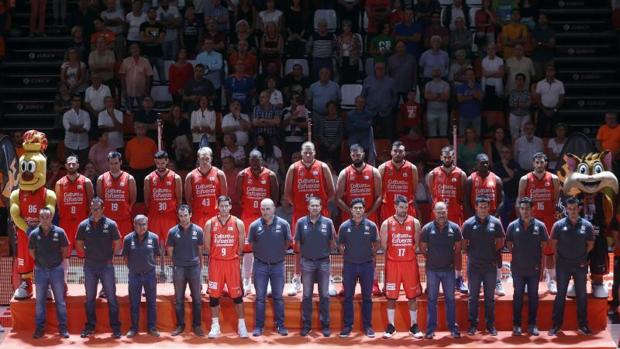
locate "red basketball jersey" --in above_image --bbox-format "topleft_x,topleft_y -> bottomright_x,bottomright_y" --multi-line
525,171 -> 556,218
240,167 -> 272,223
291,160 -> 330,217
146,170 -> 178,215
209,215 -> 240,260
382,160 -> 416,217
430,166 -> 464,223
385,215 -> 417,261
343,164 -> 376,221
19,187 -> 47,226
189,167 -> 223,219
469,171 -> 500,214
101,171 -> 132,219
56,175 -> 89,222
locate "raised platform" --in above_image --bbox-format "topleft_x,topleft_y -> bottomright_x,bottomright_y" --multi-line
10,283 -> 608,334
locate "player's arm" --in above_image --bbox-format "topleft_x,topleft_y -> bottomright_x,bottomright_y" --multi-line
143,175 -> 151,209
414,218 -> 422,248
516,175 -> 528,216
174,174 -> 183,207
84,177 -> 94,203
335,170 -> 350,215
329,221 -> 337,251
113,237 -> 122,254
551,174 -> 561,204
495,175 -> 504,216
322,162 -> 336,200
464,176 -> 473,217
128,175 -> 137,207
203,220 -> 212,255
237,219 -> 245,256
426,171 -> 434,202
9,191 -> 27,231
411,164 -> 419,208
184,174 -> 193,205
235,171 -> 245,201
454,240 -> 462,265
218,170 -> 228,196
269,171 -> 280,202
283,164 -> 294,205
96,175 -> 103,200
379,220 -> 388,251
368,167 -> 383,216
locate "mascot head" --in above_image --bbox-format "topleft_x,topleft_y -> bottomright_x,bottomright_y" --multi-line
18,130 -> 48,192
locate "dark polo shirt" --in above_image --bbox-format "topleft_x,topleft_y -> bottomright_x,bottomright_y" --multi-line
338,218 -> 378,264
295,215 -> 334,260
248,216 -> 291,264
28,225 -> 69,269
76,216 -> 120,267
506,218 -> 548,275
123,231 -> 160,274
167,223 -> 204,267
420,220 -> 463,272
462,215 -> 505,272
552,217 -> 594,269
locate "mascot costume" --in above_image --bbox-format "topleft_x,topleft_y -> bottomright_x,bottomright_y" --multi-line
9,130 -> 56,300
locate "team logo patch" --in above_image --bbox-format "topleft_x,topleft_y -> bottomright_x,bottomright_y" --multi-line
312,171 -> 319,176
209,177 -> 215,181
364,175 -> 369,180
385,283 -> 396,291
406,226 -> 411,230
77,184 -> 83,190
261,179 -> 266,184
403,172 -> 408,177
451,177 -> 457,182
208,281 -> 218,289
120,182 -> 125,187
228,226 -> 234,231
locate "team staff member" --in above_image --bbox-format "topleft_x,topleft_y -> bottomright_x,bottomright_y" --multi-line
123,215 -> 161,338
549,197 -> 594,336
204,196 -> 248,339
97,151 -> 137,238
338,198 -> 379,338
505,197 -> 548,336
378,141 -> 419,222
420,202 -> 462,339
426,146 -> 468,294
284,142 -> 334,296
185,147 -> 227,229
236,150 -> 279,295
517,152 -> 561,294
167,204 -> 205,337
55,155 -> 94,257
462,196 -> 505,337
248,198 -> 292,337
76,197 -> 122,339
380,195 -> 423,339
29,207 -> 70,339
296,196 -> 336,337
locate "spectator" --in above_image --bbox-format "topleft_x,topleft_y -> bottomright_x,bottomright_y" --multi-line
221,133 -> 247,167
338,0 -> 361,34
183,64 -> 216,112
505,44 -> 535,93
88,131 -> 114,174
230,19 -> 258,53
513,121 -> 543,171
419,35 -> 449,82
63,95 -> 91,164
346,95 -> 374,155
475,0 -> 496,51
448,49 -> 471,91
196,38 -> 224,106
133,96 -> 159,140
369,22 -> 395,62
158,0 -> 181,60
394,9 -> 423,56
362,61 -> 398,140
487,126 -> 512,166
547,123 -> 567,170
90,17 -> 116,51
389,0 -> 405,27
67,25 -> 88,62
508,72 -> 531,140
222,100 -> 252,147
163,105 -> 193,166
229,40 -> 258,76
500,9 -> 528,59
449,16 -> 472,57
88,37 -> 115,88
126,0 -> 147,47
53,0 -> 67,26
424,67 -> 450,137
284,0 -> 309,58
60,47 -> 88,95
29,0 -> 46,36
519,0 -> 538,29
97,96 -> 124,151
84,74 -> 112,117
456,68 -> 484,135
307,20 -> 336,79
118,43 -> 154,111
260,21 -> 284,71
442,0 -> 470,30
46,158 -> 67,189
457,126 -> 484,173
397,89 -> 421,132
596,112 -> 620,160
388,40 -> 417,100
252,90 -> 282,139
308,68 -> 340,118
83,161 -> 98,185
190,95 -> 216,148
180,6 -> 203,58
336,20 -> 362,84
234,0 -> 257,31
423,11 -> 449,49
316,100 -> 344,170
266,76 -> 284,108
481,43 -> 504,99
493,145 -> 522,227
253,134 -> 285,178
203,18 -> 227,53
257,0 -> 283,32
224,62 -> 256,113
140,7 -> 166,82
400,127 -> 429,163
205,0 -> 230,33
415,0 -> 441,26
168,49 -> 194,105
55,83 -> 73,116
282,94 -> 309,153
125,122 -> 158,200
534,64 -> 564,137
365,0 -> 390,34
494,0 -> 517,25
531,13 -> 555,80
10,130 -> 24,158
67,0 -> 97,41
100,0 -> 125,57
257,57 -> 281,94
283,63 -> 311,101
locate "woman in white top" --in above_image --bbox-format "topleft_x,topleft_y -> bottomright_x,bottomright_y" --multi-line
125,0 -> 147,43
220,133 -> 247,167
190,95 -> 217,148
257,0 -> 283,32
266,77 -> 283,108
481,43 -> 504,96
547,123 -> 567,170
97,96 -> 124,150
60,47 -> 88,94
221,100 -> 251,146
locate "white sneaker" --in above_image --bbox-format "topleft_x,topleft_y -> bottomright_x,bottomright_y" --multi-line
267,281 -> 272,297
286,275 -> 302,296
46,287 -> 54,300
238,322 -> 249,338
243,278 -> 253,296
208,323 -> 221,338
495,280 -> 506,296
328,277 -> 338,297
547,279 -> 558,295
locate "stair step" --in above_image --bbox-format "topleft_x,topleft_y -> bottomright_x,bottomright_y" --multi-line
563,96 -> 620,109
550,20 -> 610,33
9,48 -> 66,61
540,0 -> 609,9
555,44 -> 616,56
0,87 -> 58,94
2,100 -> 56,114
1,74 -> 60,87
558,70 -> 620,82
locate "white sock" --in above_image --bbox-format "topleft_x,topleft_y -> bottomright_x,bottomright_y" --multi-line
387,308 -> 395,325
293,273 -> 300,280
496,268 -> 502,282
212,317 -> 219,326
455,270 -> 462,278
410,309 -> 418,326
548,268 -> 556,281
242,253 -> 254,279
238,318 -> 245,326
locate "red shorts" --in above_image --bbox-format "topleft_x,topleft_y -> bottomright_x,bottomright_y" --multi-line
540,216 -> 556,255
384,259 -> 422,300
59,219 -> 83,257
380,205 -> 417,224
16,228 -> 34,274
113,217 -> 133,239
208,258 -> 242,298
148,212 -> 177,246
241,215 -> 260,253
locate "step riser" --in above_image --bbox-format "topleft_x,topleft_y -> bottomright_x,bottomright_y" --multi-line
558,72 -> 620,82
551,22 -> 609,32
556,46 -> 616,57
9,50 -> 65,62
564,99 -> 620,109
2,101 -> 55,114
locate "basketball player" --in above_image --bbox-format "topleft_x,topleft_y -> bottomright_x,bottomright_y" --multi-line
378,141 -> 418,223
184,147 -> 227,229
97,151 -> 137,239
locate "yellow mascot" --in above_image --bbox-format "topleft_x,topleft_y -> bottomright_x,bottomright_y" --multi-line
9,130 -> 56,300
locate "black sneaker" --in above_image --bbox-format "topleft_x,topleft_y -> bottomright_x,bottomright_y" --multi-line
148,328 -> 160,337
409,324 -> 423,339
276,326 -> 289,336
171,326 -> 184,336
300,327 -> 311,337
59,328 -> 69,339
321,327 -> 331,337
98,289 -> 106,299
364,327 -> 375,338
451,329 -> 461,338
112,330 -> 122,339
252,328 -> 263,337
578,325 -> 592,336
80,328 -> 94,338
528,325 -> 539,336
33,328 -> 44,339
487,326 -> 497,336
383,323 -> 396,338
467,326 -> 477,336
339,326 -> 352,338
455,277 -> 469,294
548,327 -> 560,336
193,326 -> 205,337
512,326 -> 522,336
424,331 -> 435,339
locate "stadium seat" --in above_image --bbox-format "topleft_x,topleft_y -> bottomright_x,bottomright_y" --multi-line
284,58 -> 310,76
482,110 -> 506,130
426,138 -> 450,161
151,85 -> 173,112
340,84 -> 363,109
314,9 -> 338,32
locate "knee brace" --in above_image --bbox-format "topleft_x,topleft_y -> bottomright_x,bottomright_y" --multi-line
233,296 -> 244,304
209,297 -> 220,307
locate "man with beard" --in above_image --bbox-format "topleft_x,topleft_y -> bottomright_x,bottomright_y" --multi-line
184,147 -> 227,229
97,152 -> 137,240
517,152 -> 561,294
284,142 -> 335,296
426,146 -> 468,293
465,153 -> 505,296
236,150 -> 279,295
144,151 -> 182,276
378,141 -> 419,223
380,195 -> 423,339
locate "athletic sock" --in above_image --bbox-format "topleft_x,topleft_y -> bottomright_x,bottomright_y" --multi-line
387,308 -> 395,325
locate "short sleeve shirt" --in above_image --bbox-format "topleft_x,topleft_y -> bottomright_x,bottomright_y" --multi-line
76,216 -> 121,267
123,231 -> 160,274
248,216 -> 291,263
462,215 -> 505,271
295,215 -> 334,260
338,219 -> 378,264
166,223 -> 204,267
552,217 -> 594,269
28,225 -> 69,269
420,221 -> 462,272
506,218 -> 548,275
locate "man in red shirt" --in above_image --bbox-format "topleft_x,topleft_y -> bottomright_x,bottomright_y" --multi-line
378,141 -> 418,223
426,146 -> 468,294
184,147 -> 227,229
518,152 -> 561,294
237,150 -> 279,295
284,142 -> 335,296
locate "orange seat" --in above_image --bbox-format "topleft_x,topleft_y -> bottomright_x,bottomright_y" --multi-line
426,138 -> 450,161
482,110 -> 506,131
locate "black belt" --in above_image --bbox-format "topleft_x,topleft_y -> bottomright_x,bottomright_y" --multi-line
130,269 -> 155,276
303,256 -> 329,262
255,258 -> 284,265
